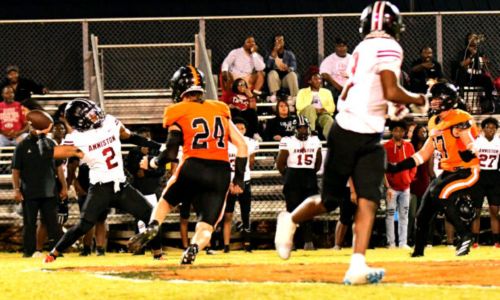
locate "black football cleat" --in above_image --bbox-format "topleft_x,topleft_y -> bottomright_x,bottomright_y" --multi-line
180,244 -> 199,265
456,233 -> 473,256
128,224 -> 159,253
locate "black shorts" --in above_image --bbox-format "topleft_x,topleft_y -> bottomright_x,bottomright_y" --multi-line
321,123 -> 385,211
81,182 -> 153,224
163,157 -> 231,226
471,170 -> 500,207
225,181 -> 251,213
78,195 -> 108,222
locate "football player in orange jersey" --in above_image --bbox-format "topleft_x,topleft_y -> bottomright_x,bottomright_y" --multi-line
128,65 -> 248,264
387,82 -> 479,257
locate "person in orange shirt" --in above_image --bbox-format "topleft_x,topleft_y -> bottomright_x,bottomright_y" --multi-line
128,65 -> 248,264
388,82 -> 479,257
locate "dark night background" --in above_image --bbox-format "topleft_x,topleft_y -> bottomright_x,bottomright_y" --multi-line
1,0 -> 499,20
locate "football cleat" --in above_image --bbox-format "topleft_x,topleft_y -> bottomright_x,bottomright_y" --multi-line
127,224 -> 159,253
455,234 -> 473,256
274,211 -> 297,260
472,242 -> 479,249
343,266 -> 385,285
43,253 -> 57,264
180,244 -> 199,265
494,242 -> 500,248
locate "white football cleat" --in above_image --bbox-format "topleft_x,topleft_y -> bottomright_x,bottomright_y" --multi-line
274,211 -> 297,260
343,266 -> 385,285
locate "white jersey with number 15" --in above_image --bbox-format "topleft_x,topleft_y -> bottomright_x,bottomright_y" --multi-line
279,135 -> 322,169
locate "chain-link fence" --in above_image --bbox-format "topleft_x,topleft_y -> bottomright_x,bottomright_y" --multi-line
1,12 -> 499,231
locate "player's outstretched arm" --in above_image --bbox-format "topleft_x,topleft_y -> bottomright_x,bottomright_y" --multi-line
380,70 -> 426,106
148,125 -> 182,169
119,124 -> 161,150
54,145 -> 84,159
387,138 -> 433,173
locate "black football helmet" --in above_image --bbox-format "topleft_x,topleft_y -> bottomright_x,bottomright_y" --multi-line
360,1 -> 405,40
64,98 -> 105,131
454,193 -> 476,224
293,115 -> 311,141
170,65 -> 205,102
428,82 -> 460,116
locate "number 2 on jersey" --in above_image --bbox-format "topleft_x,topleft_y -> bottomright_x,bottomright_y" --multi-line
102,147 -> 118,169
192,117 -> 225,149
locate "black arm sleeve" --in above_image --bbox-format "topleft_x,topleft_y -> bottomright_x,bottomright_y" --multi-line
386,156 -> 416,173
155,130 -> 182,167
125,133 -> 161,150
37,135 -> 54,159
233,156 -> 248,189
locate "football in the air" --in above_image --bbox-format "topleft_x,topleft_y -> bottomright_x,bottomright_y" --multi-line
27,109 -> 54,130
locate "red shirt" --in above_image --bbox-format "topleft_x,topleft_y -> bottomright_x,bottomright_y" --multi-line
384,139 -> 417,191
0,101 -> 25,132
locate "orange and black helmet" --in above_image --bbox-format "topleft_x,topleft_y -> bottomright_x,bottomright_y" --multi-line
170,65 -> 205,102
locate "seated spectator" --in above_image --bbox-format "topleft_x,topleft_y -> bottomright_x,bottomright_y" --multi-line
410,46 -> 443,94
264,98 -> 295,141
296,67 -> 335,139
0,86 -> 28,147
266,34 -> 299,101
320,37 -> 351,101
221,36 -> 265,103
228,78 -> 260,141
0,65 -> 48,103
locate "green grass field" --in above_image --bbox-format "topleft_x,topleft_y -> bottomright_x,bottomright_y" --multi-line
0,247 -> 498,300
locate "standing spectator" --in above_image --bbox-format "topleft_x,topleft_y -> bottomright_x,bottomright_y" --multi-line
471,117 -> 500,248
409,46 -> 443,94
223,118 -> 259,253
275,2 -> 426,285
221,36 -> 265,103
296,67 -> 335,139
11,124 -> 63,257
384,121 -> 416,249
228,78 -> 260,140
264,98 -> 295,141
0,86 -> 28,147
320,37 -> 351,101
454,33 -> 495,112
276,116 -> 322,250
0,65 -> 48,103
266,34 -> 299,101
409,125 -> 430,245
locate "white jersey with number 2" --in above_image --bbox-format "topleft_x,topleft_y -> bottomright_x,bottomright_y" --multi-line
336,36 -> 403,134
63,114 -> 125,185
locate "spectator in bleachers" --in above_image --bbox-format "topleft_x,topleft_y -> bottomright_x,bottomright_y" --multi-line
222,118 -> 258,253
0,65 -> 48,103
0,86 -> 28,147
470,117 -> 500,248
384,121 -> 416,249
263,98 -> 295,141
296,67 -> 335,139
265,34 -> 299,101
409,46 -> 443,94
320,37 -> 351,102
454,33 -> 495,113
11,123 -> 64,257
221,36 -> 265,103
228,78 -> 261,141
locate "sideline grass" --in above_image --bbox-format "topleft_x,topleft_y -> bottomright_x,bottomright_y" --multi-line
0,247 -> 498,300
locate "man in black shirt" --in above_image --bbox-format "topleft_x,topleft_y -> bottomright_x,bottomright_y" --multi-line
409,46 -> 443,94
12,125 -> 66,257
0,65 -> 48,103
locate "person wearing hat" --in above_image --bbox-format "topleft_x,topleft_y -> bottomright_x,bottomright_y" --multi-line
0,65 -> 48,103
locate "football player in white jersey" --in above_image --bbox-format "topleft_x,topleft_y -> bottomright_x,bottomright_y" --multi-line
222,117 -> 259,253
44,98 -> 164,263
275,1 -> 428,285
471,117 -> 500,248
276,115 -> 322,250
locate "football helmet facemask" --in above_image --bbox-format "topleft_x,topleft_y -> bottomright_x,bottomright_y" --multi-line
65,98 -> 105,131
428,82 -> 460,116
293,115 -> 311,141
360,1 -> 405,40
170,65 -> 205,102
